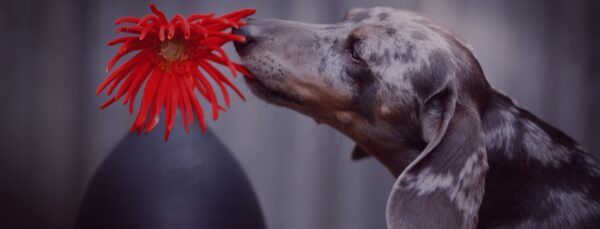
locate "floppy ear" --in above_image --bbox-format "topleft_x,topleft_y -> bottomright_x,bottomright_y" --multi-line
386,85 -> 488,229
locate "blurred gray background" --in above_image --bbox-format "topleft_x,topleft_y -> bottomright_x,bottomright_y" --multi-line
1,0 -> 599,228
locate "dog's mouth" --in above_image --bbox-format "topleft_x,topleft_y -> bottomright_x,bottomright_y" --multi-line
233,24 -> 303,107
243,74 -> 302,106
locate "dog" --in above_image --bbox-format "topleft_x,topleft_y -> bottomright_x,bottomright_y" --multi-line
233,7 -> 600,229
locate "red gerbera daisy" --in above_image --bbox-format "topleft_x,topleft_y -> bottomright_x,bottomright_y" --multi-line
97,4 -> 255,140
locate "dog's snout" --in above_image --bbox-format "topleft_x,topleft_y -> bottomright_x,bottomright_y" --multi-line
233,18 -> 293,54
233,20 -> 260,52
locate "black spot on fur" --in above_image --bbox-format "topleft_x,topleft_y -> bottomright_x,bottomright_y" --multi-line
369,53 -> 382,65
386,27 -> 397,36
384,50 -> 392,65
369,49 -> 392,66
400,42 -> 417,63
378,12 -> 390,21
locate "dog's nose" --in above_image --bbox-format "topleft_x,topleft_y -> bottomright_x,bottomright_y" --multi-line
233,19 -> 258,52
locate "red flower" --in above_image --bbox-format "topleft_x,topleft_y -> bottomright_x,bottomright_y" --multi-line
97,4 -> 255,140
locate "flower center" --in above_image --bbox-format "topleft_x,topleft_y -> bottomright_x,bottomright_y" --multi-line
159,40 -> 188,62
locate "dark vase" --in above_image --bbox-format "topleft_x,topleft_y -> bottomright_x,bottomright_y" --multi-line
76,123 -> 266,229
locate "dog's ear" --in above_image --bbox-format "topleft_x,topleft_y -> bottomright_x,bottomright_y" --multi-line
351,145 -> 371,161
386,85 -> 488,229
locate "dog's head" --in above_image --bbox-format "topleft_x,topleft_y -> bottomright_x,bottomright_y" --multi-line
235,6 -> 489,167
235,7 -> 490,228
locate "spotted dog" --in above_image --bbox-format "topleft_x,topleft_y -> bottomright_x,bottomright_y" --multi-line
233,7 -> 600,229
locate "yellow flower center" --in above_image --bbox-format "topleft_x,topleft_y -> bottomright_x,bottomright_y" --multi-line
159,40 -> 188,62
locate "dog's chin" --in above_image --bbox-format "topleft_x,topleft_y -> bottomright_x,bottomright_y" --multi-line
243,76 -> 302,107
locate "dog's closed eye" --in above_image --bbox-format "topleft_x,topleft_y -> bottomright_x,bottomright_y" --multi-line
344,34 -> 376,87
345,35 -> 367,66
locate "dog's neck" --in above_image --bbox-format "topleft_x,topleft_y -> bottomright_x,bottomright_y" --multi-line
479,90 -> 588,168
344,89 -> 591,178
335,111 -> 427,177
354,137 -> 424,176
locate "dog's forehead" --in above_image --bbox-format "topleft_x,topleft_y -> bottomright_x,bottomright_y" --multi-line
344,7 -> 428,25
342,7 -> 473,53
